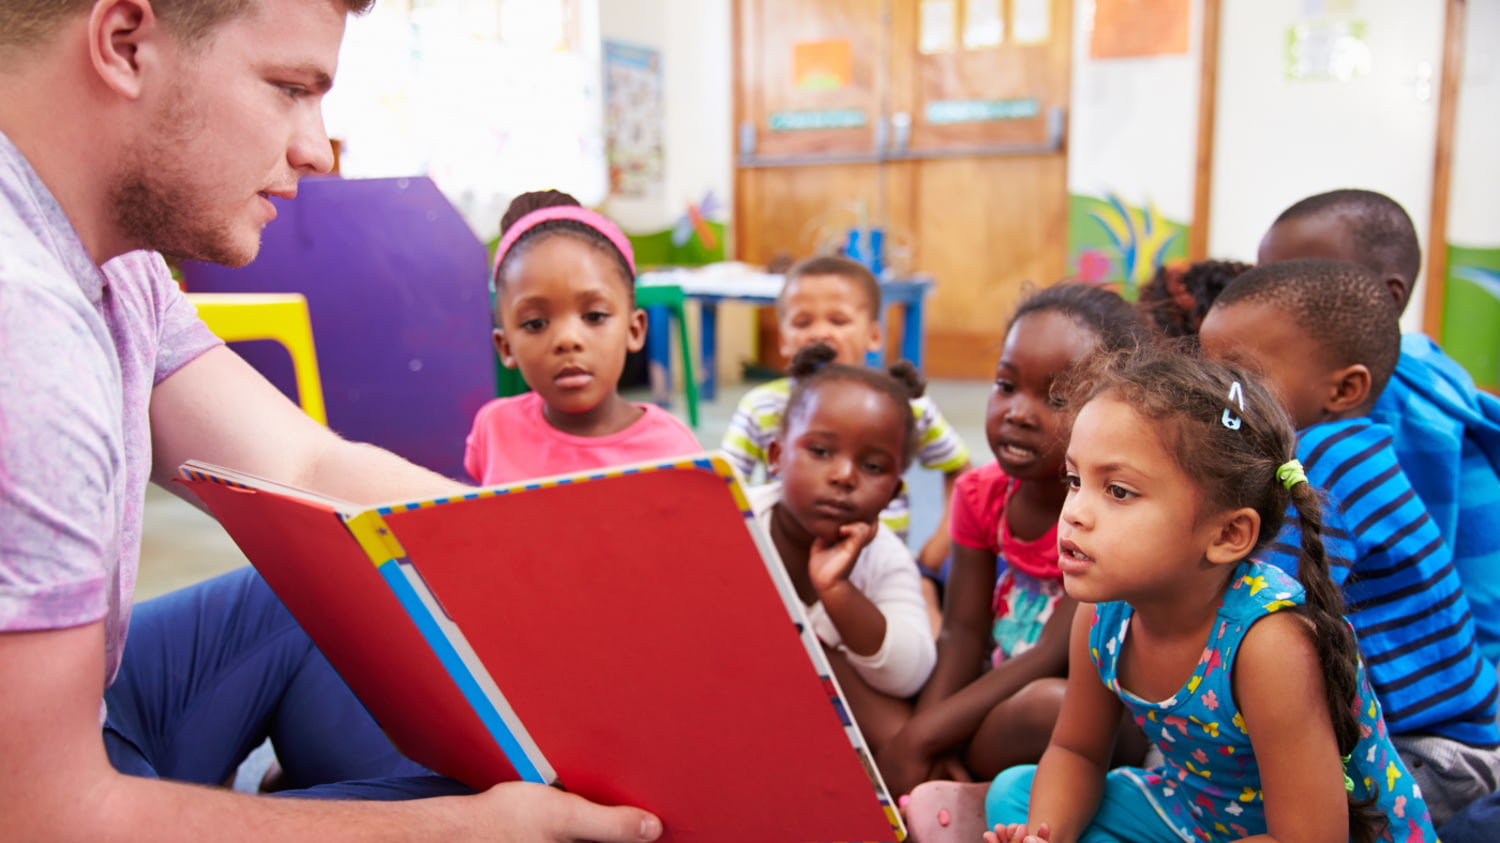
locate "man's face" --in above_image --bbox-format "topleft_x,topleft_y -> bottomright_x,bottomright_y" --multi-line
109,0 -> 346,267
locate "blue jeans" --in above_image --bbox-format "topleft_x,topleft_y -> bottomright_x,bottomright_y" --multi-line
1440,790 -> 1500,843
103,566 -> 472,800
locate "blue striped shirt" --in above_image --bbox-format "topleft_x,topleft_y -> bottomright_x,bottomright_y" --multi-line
1370,334 -> 1500,664
1258,418 -> 1499,746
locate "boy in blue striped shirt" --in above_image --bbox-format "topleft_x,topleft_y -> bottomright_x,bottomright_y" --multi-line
1199,258 -> 1499,826
1259,189 -> 1500,665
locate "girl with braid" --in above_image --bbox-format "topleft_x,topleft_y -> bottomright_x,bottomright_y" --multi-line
910,349 -> 1435,842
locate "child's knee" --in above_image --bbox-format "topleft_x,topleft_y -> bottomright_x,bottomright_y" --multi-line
1008,678 -> 1067,728
983,764 -> 1037,827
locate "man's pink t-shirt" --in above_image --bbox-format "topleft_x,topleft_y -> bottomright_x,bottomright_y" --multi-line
0,132 -> 220,691
463,391 -> 702,484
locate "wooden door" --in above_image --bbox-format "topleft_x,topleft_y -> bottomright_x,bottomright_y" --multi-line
735,0 -> 1074,378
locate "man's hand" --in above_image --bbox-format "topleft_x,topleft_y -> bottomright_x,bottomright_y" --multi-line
472,783 -> 661,842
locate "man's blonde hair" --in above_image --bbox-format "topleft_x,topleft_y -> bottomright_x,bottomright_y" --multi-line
1,0 -> 374,51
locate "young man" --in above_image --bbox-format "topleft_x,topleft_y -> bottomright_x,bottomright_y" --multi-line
1259,189 -> 1500,664
1199,259 -> 1500,825
0,2 -> 660,840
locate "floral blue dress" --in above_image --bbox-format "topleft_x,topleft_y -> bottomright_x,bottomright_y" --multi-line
1092,560 -> 1438,842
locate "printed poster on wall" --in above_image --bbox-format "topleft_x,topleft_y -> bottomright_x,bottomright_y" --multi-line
604,41 -> 665,199
792,39 -> 853,91
1091,0 -> 1190,58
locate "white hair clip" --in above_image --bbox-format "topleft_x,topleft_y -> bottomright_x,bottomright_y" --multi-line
1222,380 -> 1246,430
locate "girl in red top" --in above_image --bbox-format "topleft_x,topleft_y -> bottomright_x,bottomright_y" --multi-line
879,283 -> 1149,800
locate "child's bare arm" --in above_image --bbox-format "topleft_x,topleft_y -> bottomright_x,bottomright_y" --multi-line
1234,611 -> 1348,843
1023,605 -> 1120,843
916,462 -> 971,572
809,522 -> 887,656
916,542 -> 997,708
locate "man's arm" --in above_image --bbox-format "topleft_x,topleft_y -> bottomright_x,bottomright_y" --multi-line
149,345 -> 470,505
0,621 -> 661,842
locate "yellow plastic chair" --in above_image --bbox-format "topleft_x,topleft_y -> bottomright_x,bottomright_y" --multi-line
185,292 -> 328,425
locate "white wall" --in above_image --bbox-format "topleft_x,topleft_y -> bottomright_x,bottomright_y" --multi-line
1068,0 -> 1203,225
1209,0 -> 1445,331
1449,0 -> 1500,249
598,0 -> 734,238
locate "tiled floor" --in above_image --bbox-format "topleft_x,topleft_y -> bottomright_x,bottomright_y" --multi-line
136,377 -> 995,601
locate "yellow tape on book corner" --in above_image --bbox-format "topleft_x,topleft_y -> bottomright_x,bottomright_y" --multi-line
344,510 -> 408,568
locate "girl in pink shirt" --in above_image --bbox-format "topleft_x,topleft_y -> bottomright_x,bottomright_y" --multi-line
464,191 -> 700,483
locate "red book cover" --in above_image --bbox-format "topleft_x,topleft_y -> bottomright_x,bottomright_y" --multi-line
179,455 -> 905,843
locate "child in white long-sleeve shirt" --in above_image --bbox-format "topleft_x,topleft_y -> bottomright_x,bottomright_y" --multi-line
749,342 -> 937,753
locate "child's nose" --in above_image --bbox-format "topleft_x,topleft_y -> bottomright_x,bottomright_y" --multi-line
1060,489 -> 1088,527
1002,394 -> 1037,426
553,317 -> 585,351
827,456 -> 856,487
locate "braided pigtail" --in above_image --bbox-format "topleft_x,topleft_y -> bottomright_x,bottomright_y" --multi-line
1284,477 -> 1381,843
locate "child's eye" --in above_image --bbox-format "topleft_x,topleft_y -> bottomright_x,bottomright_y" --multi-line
584,311 -> 609,324
520,318 -> 546,333
862,461 -> 889,474
1106,484 -> 1136,501
807,445 -> 831,458
1063,472 -> 1081,490
994,378 -> 1016,394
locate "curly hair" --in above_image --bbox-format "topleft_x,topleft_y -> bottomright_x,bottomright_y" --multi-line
782,342 -> 924,471
1069,346 -> 1383,843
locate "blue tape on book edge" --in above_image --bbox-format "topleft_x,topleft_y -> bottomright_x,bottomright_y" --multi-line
377,560 -> 547,784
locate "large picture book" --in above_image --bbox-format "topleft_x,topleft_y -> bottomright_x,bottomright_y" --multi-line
178,454 -> 905,843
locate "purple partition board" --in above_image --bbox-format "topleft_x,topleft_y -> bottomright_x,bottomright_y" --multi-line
182,176 -> 494,480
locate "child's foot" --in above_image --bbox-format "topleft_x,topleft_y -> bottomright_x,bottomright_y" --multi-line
902,780 -> 990,842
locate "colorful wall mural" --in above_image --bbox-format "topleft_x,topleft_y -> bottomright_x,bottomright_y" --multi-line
1067,192 -> 1190,300
1444,245 -> 1500,391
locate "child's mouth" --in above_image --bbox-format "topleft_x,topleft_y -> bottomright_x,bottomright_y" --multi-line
998,442 -> 1037,462
1058,539 -> 1094,573
555,367 -> 592,389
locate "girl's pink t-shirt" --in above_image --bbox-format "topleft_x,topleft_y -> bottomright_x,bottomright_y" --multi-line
463,391 -> 702,484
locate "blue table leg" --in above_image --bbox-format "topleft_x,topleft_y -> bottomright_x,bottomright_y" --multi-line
901,300 -> 925,372
700,301 -> 719,402
645,304 -> 672,408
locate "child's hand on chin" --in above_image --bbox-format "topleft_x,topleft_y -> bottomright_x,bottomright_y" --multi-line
984,821 -> 1050,843
808,521 -> 877,594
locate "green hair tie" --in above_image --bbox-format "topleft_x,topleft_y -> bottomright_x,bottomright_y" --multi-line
1342,754 -> 1354,793
1277,459 -> 1308,490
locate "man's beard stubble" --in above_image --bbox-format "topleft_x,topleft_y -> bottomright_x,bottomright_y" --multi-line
105,81 -> 258,268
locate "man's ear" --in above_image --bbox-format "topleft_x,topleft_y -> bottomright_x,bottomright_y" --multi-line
1326,363 -> 1371,416
90,0 -> 160,101
492,328 -> 517,369
1205,507 -> 1260,566
767,439 -> 782,476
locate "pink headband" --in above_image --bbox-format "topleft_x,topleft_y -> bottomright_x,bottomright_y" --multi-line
492,205 -> 636,281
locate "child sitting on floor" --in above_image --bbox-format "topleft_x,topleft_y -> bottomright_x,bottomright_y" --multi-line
1258,188 -> 1500,664
1198,258 -> 1499,826
878,283 -> 1150,799
722,255 -> 971,582
464,191 -> 700,484
965,349 -> 1435,843
747,342 -> 937,754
